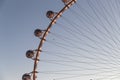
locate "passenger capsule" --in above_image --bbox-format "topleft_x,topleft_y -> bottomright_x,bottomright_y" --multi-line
46,11 -> 55,19
22,73 -> 31,80
26,50 -> 34,58
34,29 -> 43,37
62,0 -> 70,3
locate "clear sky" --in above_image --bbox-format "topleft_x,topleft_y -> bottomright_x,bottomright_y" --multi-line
1,0 -> 120,80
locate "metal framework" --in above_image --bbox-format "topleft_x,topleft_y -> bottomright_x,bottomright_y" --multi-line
22,0 -> 77,80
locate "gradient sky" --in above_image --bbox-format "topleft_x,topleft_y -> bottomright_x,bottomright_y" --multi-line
0,0 -> 59,80
1,0 -> 120,80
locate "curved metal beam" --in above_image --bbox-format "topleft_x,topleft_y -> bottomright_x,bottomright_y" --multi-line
33,0 -> 77,80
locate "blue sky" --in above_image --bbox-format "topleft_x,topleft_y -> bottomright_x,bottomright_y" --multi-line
0,0 -> 65,80
1,0 -> 120,80
0,0 -> 55,80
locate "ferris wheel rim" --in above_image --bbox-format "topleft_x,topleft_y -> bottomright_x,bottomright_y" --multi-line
32,0 -> 77,80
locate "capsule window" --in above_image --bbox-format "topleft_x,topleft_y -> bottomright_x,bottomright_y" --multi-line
22,74 -> 31,80
46,11 -> 55,19
62,0 -> 71,4
26,50 -> 34,58
34,29 -> 43,37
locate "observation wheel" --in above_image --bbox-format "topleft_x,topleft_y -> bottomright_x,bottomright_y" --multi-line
22,0 -> 120,80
